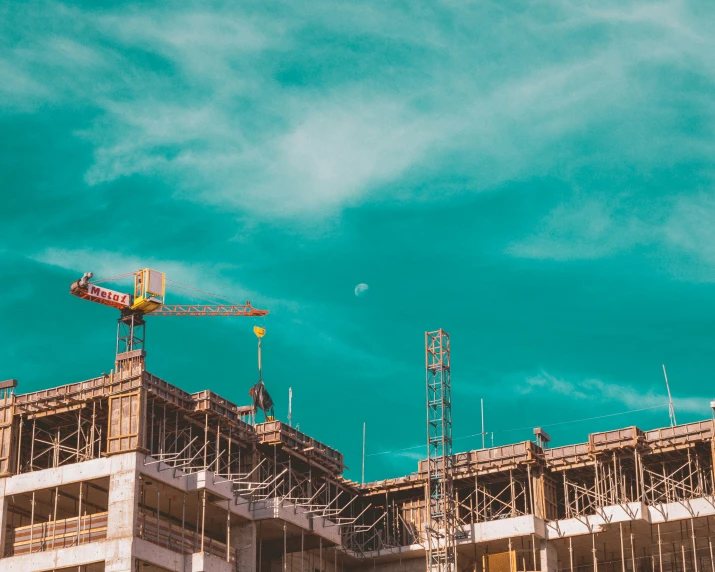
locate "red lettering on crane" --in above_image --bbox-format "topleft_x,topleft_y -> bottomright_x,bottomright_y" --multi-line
86,284 -> 130,307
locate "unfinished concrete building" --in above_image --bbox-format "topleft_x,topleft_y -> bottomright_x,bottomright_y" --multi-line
3,346 -> 715,572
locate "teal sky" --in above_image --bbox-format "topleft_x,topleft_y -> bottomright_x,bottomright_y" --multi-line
2,1 -> 715,482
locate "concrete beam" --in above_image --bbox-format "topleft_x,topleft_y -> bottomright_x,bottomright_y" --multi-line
184,552 -> 233,572
3,457 -> 112,496
545,499 -> 715,539
137,455 -> 253,521
0,538 -> 131,572
251,497 -> 343,546
133,538 -> 186,572
467,515 -> 547,543
185,471 -> 231,501
546,502 -> 648,539
648,497 -> 715,523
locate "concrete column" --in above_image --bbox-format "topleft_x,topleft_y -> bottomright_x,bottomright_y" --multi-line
232,519 -> 257,572
104,538 -> 135,572
0,479 -> 8,554
540,539 -> 558,572
105,453 -> 140,572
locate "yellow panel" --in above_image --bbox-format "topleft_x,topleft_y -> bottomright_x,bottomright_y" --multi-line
130,297 -> 162,312
130,268 -> 165,312
485,551 -> 517,572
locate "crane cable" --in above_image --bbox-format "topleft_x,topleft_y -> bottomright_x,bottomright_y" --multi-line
165,278 -> 242,306
92,271 -> 137,284
166,284 -> 226,305
87,272 -> 263,317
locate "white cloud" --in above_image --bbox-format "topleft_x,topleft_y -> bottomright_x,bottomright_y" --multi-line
2,0 -> 714,220
521,370 -> 706,414
661,193 -> 715,279
507,188 -> 715,280
30,247 -> 258,305
506,195 -> 656,260
241,99 -> 445,215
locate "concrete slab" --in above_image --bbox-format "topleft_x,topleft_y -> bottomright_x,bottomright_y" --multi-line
185,471 -> 232,501
0,538 -> 130,572
468,515 -> 547,543
4,457 -> 112,496
252,498 -> 342,546
133,538 -> 186,572
137,455 -> 252,520
185,552 -> 233,572
648,497 -> 715,523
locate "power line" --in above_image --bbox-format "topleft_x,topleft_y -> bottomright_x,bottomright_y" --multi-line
365,402 -> 668,458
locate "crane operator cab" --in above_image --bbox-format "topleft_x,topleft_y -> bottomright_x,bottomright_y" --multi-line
130,268 -> 165,313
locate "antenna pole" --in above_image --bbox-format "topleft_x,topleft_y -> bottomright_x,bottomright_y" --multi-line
481,398 -> 485,450
257,337 -> 262,382
361,422 -> 366,486
662,364 -> 677,427
288,388 -> 293,427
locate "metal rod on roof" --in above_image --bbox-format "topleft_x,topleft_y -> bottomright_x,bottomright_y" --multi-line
362,422 -> 366,485
662,364 -> 677,427
481,398 -> 485,450
288,387 -> 293,427
258,337 -> 262,382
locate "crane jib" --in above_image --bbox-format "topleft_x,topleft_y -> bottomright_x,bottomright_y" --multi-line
87,284 -> 131,306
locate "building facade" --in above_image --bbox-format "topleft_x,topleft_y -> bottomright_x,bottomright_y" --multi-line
2,351 -> 715,572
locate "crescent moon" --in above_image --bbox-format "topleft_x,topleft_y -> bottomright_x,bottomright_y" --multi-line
354,283 -> 369,297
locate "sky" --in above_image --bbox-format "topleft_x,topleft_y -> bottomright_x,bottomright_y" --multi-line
2,0 -> 715,482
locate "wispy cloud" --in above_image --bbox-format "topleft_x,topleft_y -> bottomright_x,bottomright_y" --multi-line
506,196 -> 653,261
522,370 -> 706,414
3,0 -> 713,222
30,247 -> 259,305
661,193 -> 715,281
507,188 -> 715,281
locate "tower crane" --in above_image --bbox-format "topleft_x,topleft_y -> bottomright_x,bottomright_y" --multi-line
70,268 -> 269,359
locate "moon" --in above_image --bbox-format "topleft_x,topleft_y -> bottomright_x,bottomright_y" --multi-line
354,283 -> 369,297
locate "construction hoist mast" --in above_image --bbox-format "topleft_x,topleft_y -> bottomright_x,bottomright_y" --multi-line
425,329 -> 455,572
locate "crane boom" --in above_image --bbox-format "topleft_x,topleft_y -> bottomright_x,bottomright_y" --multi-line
152,304 -> 268,317
69,269 -> 269,317
68,268 -> 269,360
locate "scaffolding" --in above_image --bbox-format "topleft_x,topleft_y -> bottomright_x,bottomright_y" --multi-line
2,356 -> 357,567
8,353 -> 715,571
425,329 -> 455,572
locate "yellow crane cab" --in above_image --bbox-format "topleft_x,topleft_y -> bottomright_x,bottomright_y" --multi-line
130,268 -> 166,312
